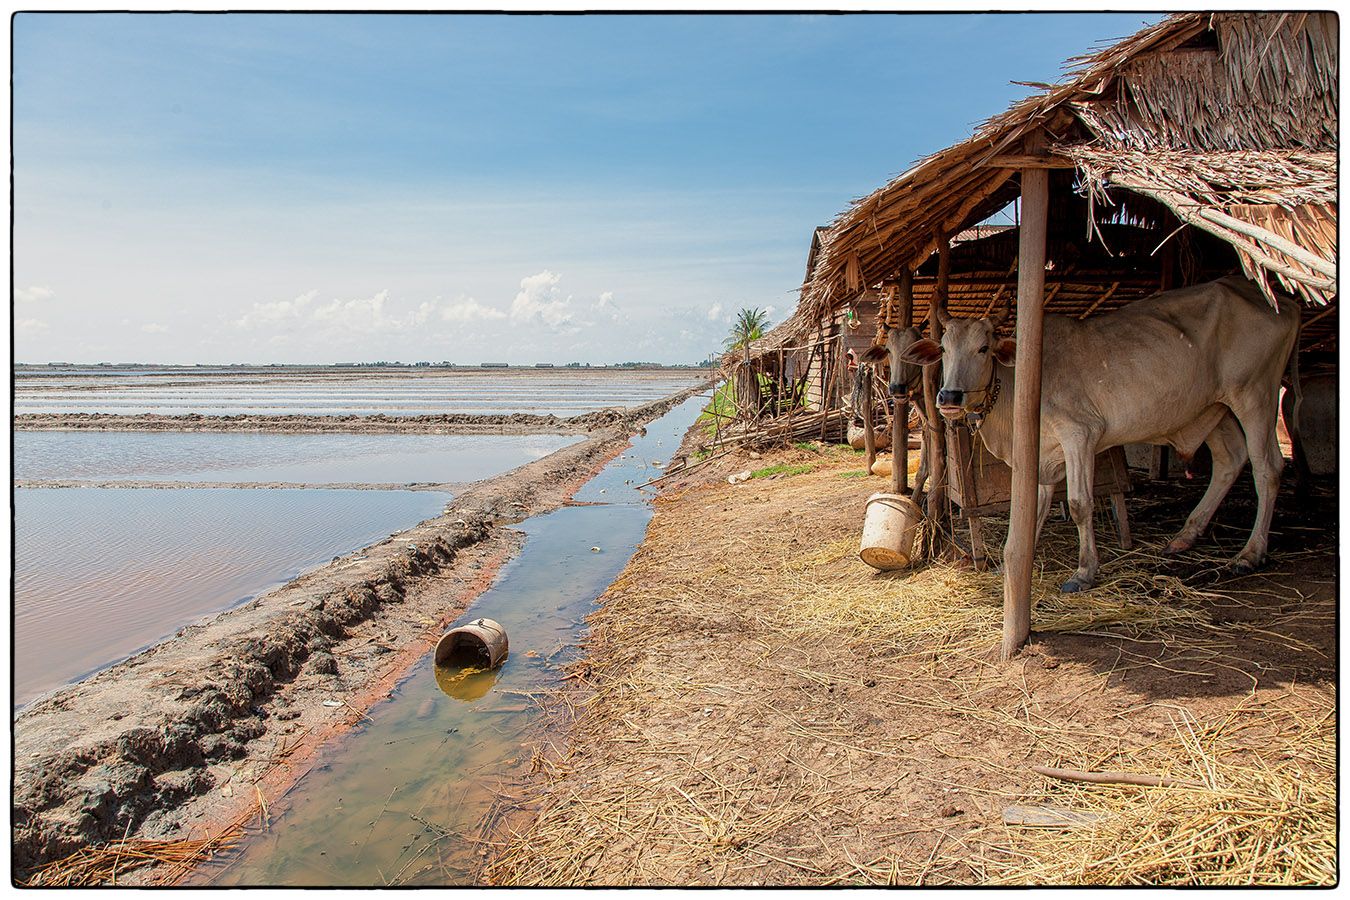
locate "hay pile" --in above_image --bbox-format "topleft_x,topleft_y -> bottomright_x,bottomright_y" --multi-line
478,446 -> 1335,886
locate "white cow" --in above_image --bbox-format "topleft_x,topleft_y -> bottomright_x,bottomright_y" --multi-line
894,276 -> 1299,592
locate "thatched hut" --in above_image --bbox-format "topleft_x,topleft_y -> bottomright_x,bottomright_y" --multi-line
788,12 -> 1337,658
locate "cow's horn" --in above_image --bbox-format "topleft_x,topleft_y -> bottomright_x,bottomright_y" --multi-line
935,304 -> 952,326
990,299 -> 1012,329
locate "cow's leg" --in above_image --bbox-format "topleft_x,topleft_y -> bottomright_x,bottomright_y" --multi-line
1034,482 -> 1056,546
1165,413 -> 1247,554
1059,434 -> 1100,593
1229,395 -> 1285,574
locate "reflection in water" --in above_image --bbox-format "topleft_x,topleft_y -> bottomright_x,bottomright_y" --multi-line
15,369 -> 705,417
206,395 -> 706,886
15,431 -> 580,485
13,488 -> 449,708
433,665 -> 499,703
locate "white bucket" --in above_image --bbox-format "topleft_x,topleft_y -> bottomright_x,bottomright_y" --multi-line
859,492 -> 923,571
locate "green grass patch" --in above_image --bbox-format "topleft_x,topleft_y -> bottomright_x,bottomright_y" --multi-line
838,470 -> 869,479
749,463 -> 816,479
792,441 -> 819,452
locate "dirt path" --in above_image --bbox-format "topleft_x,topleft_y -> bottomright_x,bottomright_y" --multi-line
479,442 -> 1335,886
13,385 -> 707,885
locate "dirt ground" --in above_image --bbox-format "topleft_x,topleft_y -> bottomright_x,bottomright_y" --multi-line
12,386 -> 706,885
479,440 -> 1336,886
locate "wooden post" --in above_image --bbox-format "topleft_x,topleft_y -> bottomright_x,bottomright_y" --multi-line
1002,136 -> 1051,661
922,236 -> 951,551
863,377 -> 877,470
892,269 -> 914,495
1149,445 -> 1170,481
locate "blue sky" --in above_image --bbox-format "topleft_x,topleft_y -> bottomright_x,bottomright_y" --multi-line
14,12 -> 1159,364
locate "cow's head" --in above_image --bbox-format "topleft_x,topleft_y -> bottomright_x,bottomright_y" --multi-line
860,325 -> 925,398
899,307 -> 1015,421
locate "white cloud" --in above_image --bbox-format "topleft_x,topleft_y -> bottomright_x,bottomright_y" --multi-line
17,317 -> 48,335
510,270 -> 575,329
314,290 -> 453,335
441,297 -> 507,323
141,322 -> 169,334
234,290 -> 318,329
593,291 -> 621,323
706,302 -> 724,321
16,285 -> 54,304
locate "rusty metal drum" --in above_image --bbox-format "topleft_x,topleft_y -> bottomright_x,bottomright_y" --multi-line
435,617 -> 509,669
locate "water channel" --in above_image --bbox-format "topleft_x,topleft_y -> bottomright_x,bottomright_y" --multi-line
203,396 -> 703,885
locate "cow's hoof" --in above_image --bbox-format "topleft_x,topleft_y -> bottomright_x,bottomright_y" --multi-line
1227,558 -> 1263,577
1061,579 -> 1089,593
1163,538 -> 1193,555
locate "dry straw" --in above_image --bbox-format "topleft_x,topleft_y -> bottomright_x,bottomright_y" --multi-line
477,451 -> 1333,886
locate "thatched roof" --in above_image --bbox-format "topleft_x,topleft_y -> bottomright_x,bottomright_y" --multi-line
793,11 -> 1337,338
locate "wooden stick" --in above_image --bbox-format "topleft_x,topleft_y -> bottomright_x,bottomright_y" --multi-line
1197,206 -> 1337,278
1111,179 -> 1335,291
862,370 -> 876,471
1031,765 -> 1204,790
923,235 -> 950,547
892,268 -> 914,494
1003,134 -> 1050,662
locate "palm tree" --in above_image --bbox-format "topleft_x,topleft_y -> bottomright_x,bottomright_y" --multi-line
723,307 -> 770,357
723,307 -> 771,415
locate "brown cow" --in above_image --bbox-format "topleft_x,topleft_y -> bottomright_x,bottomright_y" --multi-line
895,276 -> 1299,592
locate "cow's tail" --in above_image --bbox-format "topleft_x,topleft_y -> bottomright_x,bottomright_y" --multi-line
1286,309 -> 1308,485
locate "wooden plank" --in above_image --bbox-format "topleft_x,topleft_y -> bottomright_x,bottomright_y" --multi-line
1002,137 -> 1050,662
983,153 -> 1075,169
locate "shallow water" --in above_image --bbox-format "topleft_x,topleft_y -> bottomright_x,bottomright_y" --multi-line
15,432 -> 580,485
13,488 -> 450,708
15,369 -> 705,417
205,396 -> 704,886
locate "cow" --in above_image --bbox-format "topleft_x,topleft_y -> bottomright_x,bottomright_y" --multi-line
845,326 -> 930,496
889,276 -> 1299,592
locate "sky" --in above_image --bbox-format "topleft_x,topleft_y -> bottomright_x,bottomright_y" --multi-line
13,12 -> 1161,365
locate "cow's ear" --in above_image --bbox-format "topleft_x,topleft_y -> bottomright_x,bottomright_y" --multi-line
899,339 -> 943,365
860,345 -> 889,363
993,338 -> 1017,366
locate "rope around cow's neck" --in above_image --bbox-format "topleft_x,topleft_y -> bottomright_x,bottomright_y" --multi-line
966,369 -> 1001,432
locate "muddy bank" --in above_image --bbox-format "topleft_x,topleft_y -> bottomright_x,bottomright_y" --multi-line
15,479 -> 461,492
12,385 -> 707,883
14,406 -> 681,436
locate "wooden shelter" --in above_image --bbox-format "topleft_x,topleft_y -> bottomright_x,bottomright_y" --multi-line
788,12 -> 1337,659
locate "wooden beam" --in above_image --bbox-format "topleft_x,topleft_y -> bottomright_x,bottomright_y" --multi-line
1196,207 -> 1337,279
863,374 -> 877,471
923,236 -> 951,544
1111,178 -> 1336,291
982,153 -> 1075,169
1002,140 -> 1051,661
892,269 -> 914,495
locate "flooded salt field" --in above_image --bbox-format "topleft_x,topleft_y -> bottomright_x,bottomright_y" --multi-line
203,397 -> 701,886
15,432 -> 580,485
14,367 -> 706,417
14,488 -> 450,708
